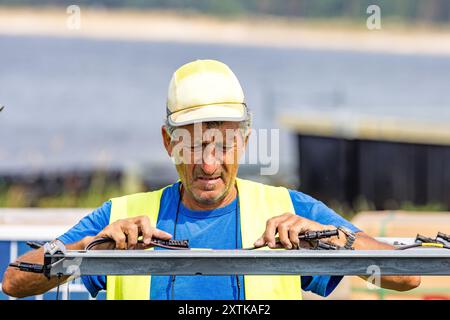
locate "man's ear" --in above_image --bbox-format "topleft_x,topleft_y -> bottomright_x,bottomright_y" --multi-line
161,126 -> 173,157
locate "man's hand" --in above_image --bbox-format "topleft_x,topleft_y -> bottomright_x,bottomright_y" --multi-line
88,215 -> 173,250
254,213 -> 421,291
254,212 -> 343,249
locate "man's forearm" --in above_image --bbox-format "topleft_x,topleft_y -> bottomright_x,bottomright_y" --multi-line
319,227 -> 420,291
2,237 -> 91,298
351,232 -> 421,291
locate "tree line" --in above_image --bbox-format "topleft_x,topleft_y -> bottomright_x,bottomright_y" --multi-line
1,0 -> 450,23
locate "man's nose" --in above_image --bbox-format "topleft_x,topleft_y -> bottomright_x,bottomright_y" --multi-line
200,161 -> 218,175
200,146 -> 220,175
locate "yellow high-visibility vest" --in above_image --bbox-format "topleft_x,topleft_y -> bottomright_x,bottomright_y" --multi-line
106,178 -> 302,300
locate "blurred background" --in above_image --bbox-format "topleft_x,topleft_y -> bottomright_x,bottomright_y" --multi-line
1,0 -> 450,300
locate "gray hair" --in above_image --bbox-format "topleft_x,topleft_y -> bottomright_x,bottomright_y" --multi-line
164,108 -> 252,141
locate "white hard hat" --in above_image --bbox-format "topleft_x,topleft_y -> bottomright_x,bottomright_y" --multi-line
166,59 -> 247,126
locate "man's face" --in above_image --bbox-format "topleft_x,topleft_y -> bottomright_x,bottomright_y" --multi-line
162,121 -> 248,206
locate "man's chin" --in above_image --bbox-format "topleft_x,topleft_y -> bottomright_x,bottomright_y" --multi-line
193,190 -> 227,205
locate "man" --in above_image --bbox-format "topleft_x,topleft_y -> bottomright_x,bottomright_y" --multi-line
3,59 -> 420,300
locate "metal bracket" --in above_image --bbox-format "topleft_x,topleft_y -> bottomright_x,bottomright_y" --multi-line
47,248 -> 450,277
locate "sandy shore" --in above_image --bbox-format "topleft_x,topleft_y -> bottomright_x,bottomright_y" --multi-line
1,6 -> 450,56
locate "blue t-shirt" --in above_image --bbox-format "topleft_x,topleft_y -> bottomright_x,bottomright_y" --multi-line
58,182 -> 361,299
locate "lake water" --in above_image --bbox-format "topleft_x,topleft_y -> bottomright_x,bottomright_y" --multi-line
1,35 -> 450,174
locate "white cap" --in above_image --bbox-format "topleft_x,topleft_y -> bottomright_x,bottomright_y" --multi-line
166,59 -> 247,126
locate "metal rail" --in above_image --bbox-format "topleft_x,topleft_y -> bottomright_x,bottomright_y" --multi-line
48,249 -> 450,277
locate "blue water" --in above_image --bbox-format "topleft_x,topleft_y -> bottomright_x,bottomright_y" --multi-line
1,35 -> 450,173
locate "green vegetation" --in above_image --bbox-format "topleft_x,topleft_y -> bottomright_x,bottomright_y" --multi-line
400,201 -> 447,212
0,184 -> 123,208
0,0 -> 449,24
1,177 -> 446,217
0,183 -> 125,209
0,171 -> 144,208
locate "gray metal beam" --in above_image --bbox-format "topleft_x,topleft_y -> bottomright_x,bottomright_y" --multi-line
49,249 -> 450,277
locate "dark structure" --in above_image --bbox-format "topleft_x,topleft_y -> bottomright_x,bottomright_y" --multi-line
282,112 -> 450,211
297,136 -> 450,210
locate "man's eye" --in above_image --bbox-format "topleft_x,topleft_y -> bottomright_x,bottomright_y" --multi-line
189,144 -> 202,150
219,143 -> 234,151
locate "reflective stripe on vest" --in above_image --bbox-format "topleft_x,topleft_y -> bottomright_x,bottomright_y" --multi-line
106,178 -> 302,300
